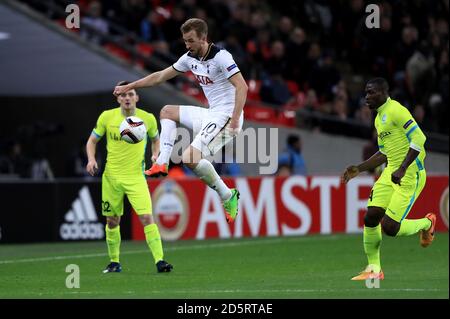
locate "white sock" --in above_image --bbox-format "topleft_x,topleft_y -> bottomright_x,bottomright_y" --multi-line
156,119 -> 177,165
193,159 -> 232,201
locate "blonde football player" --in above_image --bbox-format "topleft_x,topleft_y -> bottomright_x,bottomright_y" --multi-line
113,18 -> 248,223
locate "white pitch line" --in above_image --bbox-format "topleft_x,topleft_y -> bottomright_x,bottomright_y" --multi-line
0,236 -> 338,265
31,288 -> 448,296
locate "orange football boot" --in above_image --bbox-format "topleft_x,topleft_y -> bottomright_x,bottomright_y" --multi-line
351,265 -> 384,281
420,213 -> 436,248
144,163 -> 168,178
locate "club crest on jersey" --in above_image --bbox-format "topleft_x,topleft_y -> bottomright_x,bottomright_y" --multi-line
195,74 -> 214,85
382,114 -> 387,124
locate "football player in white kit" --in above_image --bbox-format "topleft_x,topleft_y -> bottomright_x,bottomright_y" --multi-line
113,18 -> 248,223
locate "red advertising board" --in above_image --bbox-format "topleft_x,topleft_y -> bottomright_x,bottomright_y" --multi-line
132,176 -> 449,240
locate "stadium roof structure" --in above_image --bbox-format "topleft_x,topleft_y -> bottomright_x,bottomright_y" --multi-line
0,2 -> 139,96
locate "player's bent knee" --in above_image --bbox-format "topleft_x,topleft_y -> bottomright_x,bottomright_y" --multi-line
106,217 -> 120,228
182,147 -> 200,169
139,214 -> 154,226
364,214 -> 379,227
364,207 -> 385,227
160,105 -> 178,120
381,218 -> 399,237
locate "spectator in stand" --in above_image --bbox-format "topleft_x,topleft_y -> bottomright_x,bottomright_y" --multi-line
309,50 -> 341,102
285,27 -> 309,83
140,11 -> 166,43
276,16 -> 294,43
394,26 -> 419,73
331,96 -> 348,120
264,40 -> 290,80
0,140 -> 30,178
120,0 -> 150,35
80,1 -> 109,45
260,72 -> 292,106
278,135 -> 307,176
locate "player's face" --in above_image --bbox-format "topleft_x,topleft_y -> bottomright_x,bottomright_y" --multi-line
117,90 -> 139,111
364,84 -> 385,110
182,30 -> 206,56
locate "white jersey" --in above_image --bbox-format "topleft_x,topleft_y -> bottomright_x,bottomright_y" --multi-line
172,44 -> 241,114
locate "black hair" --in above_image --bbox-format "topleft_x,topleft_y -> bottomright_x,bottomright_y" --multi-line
367,77 -> 389,93
287,135 -> 300,147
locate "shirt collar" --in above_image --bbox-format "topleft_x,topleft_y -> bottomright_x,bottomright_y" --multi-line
376,97 -> 390,113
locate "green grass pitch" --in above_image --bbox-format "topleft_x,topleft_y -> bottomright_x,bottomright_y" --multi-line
0,234 -> 448,299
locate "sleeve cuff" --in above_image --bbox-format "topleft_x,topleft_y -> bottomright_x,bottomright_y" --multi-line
410,143 -> 421,152
91,131 -> 102,139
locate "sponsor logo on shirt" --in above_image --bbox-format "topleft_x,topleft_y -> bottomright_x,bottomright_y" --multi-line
226,64 -> 237,72
403,119 -> 414,129
195,74 -> 214,85
378,131 -> 391,140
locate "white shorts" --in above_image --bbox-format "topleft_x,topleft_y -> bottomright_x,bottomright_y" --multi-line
179,105 -> 244,157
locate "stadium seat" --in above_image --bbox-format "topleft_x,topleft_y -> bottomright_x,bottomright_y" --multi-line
286,80 -> 299,95
247,79 -> 262,101
244,103 -> 277,124
276,110 -> 296,127
136,43 -> 154,57
103,43 -> 132,62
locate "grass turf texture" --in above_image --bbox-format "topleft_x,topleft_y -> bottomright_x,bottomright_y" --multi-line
0,234 -> 448,299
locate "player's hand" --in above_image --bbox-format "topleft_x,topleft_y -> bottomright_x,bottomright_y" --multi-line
391,167 -> 406,186
151,154 -> 158,163
113,84 -> 131,96
86,160 -> 98,176
341,165 -> 359,183
228,118 -> 241,136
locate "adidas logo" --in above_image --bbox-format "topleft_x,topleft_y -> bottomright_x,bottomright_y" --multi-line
60,186 -> 104,240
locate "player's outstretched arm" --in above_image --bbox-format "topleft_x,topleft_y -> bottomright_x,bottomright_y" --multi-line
113,66 -> 180,96
86,134 -> 99,176
341,151 -> 387,183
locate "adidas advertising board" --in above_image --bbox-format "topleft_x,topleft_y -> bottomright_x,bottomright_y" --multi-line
59,186 -> 104,240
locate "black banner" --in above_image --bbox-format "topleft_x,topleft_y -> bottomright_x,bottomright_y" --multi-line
0,179 -> 131,243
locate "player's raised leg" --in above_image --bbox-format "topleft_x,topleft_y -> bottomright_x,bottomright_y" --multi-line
183,145 -> 239,223
145,105 -> 180,177
381,171 -> 436,247
351,207 -> 385,280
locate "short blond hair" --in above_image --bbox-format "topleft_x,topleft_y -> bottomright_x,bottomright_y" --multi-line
180,18 -> 208,37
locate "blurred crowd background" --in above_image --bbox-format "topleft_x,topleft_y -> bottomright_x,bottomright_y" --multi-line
1,0 -> 448,178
